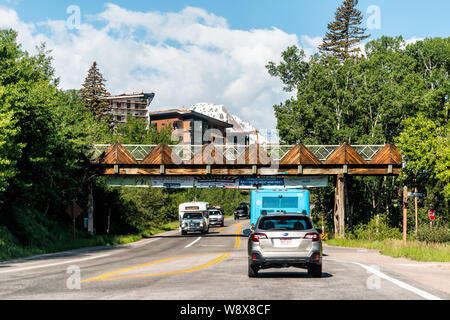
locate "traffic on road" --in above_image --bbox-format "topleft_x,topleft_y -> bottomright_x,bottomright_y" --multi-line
0,188 -> 447,302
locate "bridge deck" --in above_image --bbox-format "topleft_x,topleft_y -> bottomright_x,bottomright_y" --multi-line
90,143 -> 402,176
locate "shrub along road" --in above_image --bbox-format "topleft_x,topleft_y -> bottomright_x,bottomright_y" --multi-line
0,218 -> 448,300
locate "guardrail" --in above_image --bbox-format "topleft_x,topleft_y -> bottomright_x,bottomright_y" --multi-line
90,144 -> 385,162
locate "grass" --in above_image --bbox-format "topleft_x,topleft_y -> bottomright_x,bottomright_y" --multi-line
325,238 -> 450,262
0,221 -> 181,262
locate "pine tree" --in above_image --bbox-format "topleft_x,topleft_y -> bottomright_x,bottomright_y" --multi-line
79,62 -> 112,124
319,0 -> 370,61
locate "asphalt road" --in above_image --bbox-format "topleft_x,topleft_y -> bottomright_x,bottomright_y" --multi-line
0,218 -> 448,300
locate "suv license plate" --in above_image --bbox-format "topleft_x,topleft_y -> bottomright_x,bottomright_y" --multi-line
276,239 -> 293,246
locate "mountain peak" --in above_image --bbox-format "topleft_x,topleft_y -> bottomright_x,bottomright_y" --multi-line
190,102 -> 267,144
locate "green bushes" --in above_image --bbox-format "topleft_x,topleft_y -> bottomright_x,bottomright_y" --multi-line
347,214 -> 402,241
417,224 -> 450,243
327,238 -> 450,262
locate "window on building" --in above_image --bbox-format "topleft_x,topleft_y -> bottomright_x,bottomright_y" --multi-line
173,121 -> 183,130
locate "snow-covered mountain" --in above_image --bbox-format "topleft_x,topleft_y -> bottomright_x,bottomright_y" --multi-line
189,103 -> 268,144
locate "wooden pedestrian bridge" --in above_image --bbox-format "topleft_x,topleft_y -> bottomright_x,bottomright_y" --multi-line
89,142 -> 402,236
90,142 -> 402,177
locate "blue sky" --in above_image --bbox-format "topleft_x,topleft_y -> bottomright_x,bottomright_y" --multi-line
5,0 -> 450,40
0,0 -> 449,131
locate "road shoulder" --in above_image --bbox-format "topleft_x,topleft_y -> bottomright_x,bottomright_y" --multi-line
324,244 -> 450,297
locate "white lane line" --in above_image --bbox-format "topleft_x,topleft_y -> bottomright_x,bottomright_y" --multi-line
327,258 -> 442,300
129,238 -> 161,248
354,262 -> 442,300
0,254 -> 110,274
185,237 -> 202,248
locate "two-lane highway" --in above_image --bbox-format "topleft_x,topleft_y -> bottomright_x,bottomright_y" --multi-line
0,218 -> 448,300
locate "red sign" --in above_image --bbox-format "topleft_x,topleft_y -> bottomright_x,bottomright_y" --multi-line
66,202 -> 82,219
428,209 -> 436,221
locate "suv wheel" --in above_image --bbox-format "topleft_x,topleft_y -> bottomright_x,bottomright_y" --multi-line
308,264 -> 322,278
181,230 -> 187,236
248,263 -> 259,278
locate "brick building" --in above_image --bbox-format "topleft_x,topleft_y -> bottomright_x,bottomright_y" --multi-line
149,109 -> 234,144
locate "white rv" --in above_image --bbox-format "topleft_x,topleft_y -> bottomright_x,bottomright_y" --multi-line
179,202 -> 210,235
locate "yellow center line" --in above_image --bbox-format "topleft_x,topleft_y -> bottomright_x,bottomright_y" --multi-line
83,252 -> 216,283
83,221 -> 246,283
215,226 -> 225,233
234,222 -> 243,249
87,252 -> 232,282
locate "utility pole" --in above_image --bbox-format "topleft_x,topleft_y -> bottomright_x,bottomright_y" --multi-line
322,214 -> 325,234
107,209 -> 111,234
403,186 -> 408,242
72,201 -> 76,241
88,182 -> 94,235
414,186 -> 418,236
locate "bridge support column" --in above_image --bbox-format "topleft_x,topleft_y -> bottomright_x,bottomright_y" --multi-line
334,174 -> 346,238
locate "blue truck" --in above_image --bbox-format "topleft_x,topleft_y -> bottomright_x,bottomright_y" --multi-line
249,189 -> 311,230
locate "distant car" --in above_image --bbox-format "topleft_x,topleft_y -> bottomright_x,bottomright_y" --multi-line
234,205 -> 249,220
208,208 -> 224,227
247,212 -> 322,278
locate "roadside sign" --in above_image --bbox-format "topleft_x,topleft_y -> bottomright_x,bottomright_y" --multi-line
321,233 -> 329,241
428,209 -> 436,221
238,177 -> 284,188
407,192 -> 427,197
66,202 -> 82,219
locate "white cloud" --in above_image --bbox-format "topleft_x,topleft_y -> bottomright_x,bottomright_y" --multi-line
300,35 -> 322,56
0,4 -> 308,130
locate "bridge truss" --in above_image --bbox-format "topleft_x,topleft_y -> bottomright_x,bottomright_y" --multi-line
89,142 -> 403,237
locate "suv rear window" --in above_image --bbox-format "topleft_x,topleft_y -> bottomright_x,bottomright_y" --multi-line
258,216 -> 312,231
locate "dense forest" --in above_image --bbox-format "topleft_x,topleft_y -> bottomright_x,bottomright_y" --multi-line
267,36 -> 449,234
0,29 -> 248,259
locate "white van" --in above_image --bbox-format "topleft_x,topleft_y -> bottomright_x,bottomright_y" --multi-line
179,202 -> 210,235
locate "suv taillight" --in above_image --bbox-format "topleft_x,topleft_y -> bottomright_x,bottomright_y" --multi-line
304,233 -> 320,242
251,233 -> 268,242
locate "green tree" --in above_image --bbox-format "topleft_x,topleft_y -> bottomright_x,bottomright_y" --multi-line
78,61 -> 112,125
269,35 -> 450,233
0,102 -> 21,196
0,29 -> 106,245
114,117 -> 175,145
266,46 -> 310,92
396,114 -> 450,202
319,0 -> 370,61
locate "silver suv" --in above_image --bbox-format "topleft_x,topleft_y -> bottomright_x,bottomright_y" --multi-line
247,213 -> 322,278
208,208 -> 224,227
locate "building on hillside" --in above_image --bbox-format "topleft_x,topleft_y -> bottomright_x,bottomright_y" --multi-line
105,92 -> 155,125
149,109 -> 234,145
190,103 -> 256,145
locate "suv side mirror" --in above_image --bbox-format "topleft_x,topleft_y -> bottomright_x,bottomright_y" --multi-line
317,229 -> 323,234
243,229 -> 251,236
